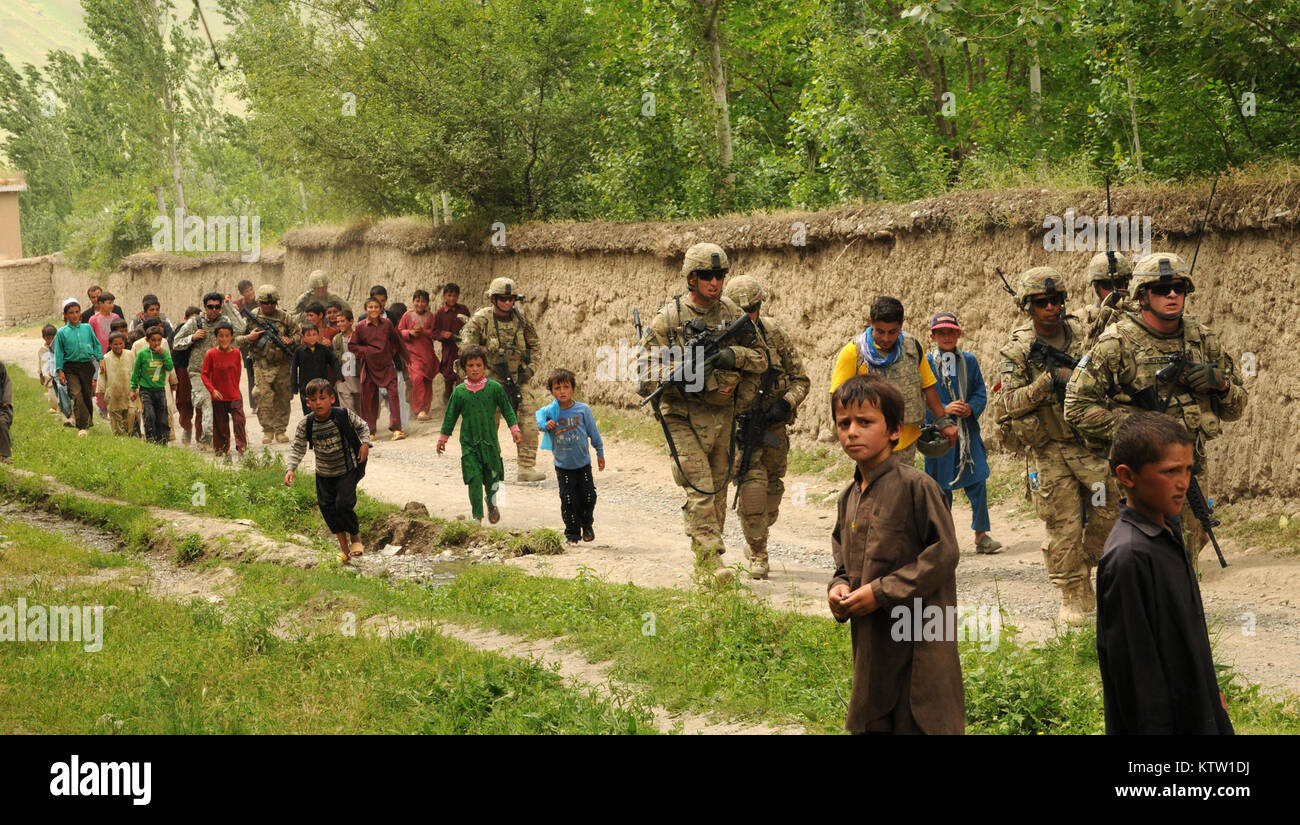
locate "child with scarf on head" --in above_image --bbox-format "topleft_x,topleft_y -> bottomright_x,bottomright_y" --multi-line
829,296 -> 958,468
923,312 -> 1001,554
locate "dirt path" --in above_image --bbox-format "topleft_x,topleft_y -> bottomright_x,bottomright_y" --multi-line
3,331 -> 1298,698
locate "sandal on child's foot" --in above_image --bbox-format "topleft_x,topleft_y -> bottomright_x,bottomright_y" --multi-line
350,540 -> 365,557
487,504 -> 500,524
337,551 -> 351,565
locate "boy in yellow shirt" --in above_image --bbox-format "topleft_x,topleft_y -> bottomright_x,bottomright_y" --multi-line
830,296 -> 957,466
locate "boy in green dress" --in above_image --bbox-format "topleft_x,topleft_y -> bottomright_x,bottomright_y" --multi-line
437,346 -> 522,523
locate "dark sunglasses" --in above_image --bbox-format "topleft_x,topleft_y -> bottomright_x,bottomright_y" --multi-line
205,303 -> 222,310
495,295 -> 518,303
693,270 -> 726,282
1031,294 -> 1064,309
1146,281 -> 1188,297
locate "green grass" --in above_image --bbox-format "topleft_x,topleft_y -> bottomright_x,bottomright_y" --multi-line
3,365 -> 398,545
1215,504 -> 1300,555
0,521 -> 654,734
590,402 -> 666,450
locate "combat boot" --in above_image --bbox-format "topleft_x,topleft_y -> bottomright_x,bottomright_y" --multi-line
695,546 -> 734,586
1058,581 -> 1089,627
517,468 -> 546,482
746,544 -> 770,580
1082,568 -> 1097,613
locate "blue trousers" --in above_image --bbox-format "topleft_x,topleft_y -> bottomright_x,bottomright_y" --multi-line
941,480 -> 991,533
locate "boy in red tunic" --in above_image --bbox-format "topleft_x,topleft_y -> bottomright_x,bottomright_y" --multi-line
432,283 -> 470,403
201,322 -> 247,458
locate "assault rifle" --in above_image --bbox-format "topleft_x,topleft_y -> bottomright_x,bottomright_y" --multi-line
732,367 -> 782,508
1125,354 -> 1228,568
1028,338 -> 1079,403
238,305 -> 296,359
638,313 -> 757,408
497,353 -> 525,412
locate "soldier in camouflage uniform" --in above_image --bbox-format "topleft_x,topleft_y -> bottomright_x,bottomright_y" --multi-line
1080,250 -> 1136,348
235,285 -> 301,443
997,267 -> 1118,625
456,277 -> 545,482
723,275 -> 810,580
637,243 -> 769,584
1065,252 -> 1248,572
293,270 -> 353,328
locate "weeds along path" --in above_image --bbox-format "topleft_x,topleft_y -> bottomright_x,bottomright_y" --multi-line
2,331 -> 1299,699
2,477 -> 797,734
363,617 -> 801,734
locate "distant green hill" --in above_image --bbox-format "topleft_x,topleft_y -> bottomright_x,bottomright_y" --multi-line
0,0 -> 232,70
0,0 -> 91,69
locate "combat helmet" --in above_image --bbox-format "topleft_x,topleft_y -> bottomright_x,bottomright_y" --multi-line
1015,266 -> 1067,310
682,242 -> 729,290
723,274 -> 765,310
307,269 -> 329,289
255,284 -> 279,304
916,423 -> 954,458
485,277 -> 524,302
1130,252 -> 1195,295
1086,251 -> 1132,282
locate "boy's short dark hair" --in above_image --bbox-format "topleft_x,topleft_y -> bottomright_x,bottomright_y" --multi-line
443,282 -> 460,295
41,324 -> 57,339
110,318 -> 128,331
389,302 -> 407,318
302,324 -> 319,336
203,291 -> 223,306
108,331 -> 125,344
98,291 -> 115,303
185,305 -> 201,319
460,345 -> 487,368
142,293 -> 160,311
237,279 -> 254,292
305,378 -> 335,398
305,302 -> 325,317
87,284 -> 101,294
869,296 -> 905,325
369,285 -> 388,298
214,322 -> 233,335
364,296 -> 382,308
145,327 -> 165,340
141,316 -> 162,331
338,308 -> 354,322
326,300 -> 345,312
412,288 -> 430,302
1110,411 -> 1195,475
831,374 -> 905,447
548,368 -> 577,390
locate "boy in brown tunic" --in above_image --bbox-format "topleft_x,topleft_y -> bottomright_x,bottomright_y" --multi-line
828,375 -> 965,734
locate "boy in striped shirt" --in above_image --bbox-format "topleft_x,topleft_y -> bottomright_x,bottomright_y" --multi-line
284,379 -> 372,565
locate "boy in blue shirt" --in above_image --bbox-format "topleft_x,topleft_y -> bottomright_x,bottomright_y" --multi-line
536,368 -> 605,543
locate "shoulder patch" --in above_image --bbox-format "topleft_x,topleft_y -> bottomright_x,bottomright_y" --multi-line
1077,353 -> 1090,370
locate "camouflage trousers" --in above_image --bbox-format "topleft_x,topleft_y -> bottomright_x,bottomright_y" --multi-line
734,423 -> 789,561
251,359 -> 293,436
1030,440 -> 1119,589
492,384 -> 539,472
662,405 -> 735,564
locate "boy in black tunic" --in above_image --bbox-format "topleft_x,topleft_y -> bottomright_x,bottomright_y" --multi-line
290,325 -> 341,414
1096,411 -> 1232,735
